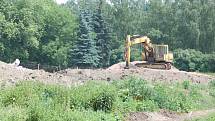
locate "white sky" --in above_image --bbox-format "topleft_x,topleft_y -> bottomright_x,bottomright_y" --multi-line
55,0 -> 68,4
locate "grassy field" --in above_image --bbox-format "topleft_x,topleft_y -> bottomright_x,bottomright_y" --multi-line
0,78 -> 215,121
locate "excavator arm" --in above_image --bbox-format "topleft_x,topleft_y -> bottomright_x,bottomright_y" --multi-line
124,35 -> 153,68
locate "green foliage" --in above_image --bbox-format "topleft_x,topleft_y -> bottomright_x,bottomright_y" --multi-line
209,80 -> 215,88
0,0 -> 77,66
183,80 -> 191,90
0,106 -> 29,121
92,3 -> 112,67
114,77 -> 154,101
0,81 -> 118,121
114,77 -> 194,113
174,49 -> 215,72
0,81 -> 69,108
1,79 -> 215,120
209,81 -> 215,98
70,81 -> 116,112
152,85 -> 193,112
136,100 -> 159,112
71,9 -> 99,68
1,0 -> 215,70
115,98 -> 139,113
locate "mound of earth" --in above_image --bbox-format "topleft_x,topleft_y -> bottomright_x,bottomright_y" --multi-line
0,61 -> 78,87
107,61 -> 179,71
0,61 -> 214,87
61,62 -> 214,84
127,109 -> 215,121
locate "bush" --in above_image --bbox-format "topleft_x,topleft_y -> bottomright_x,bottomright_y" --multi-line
209,89 -> 215,98
114,77 -> 155,101
173,49 -> 215,72
136,100 -> 159,112
0,81 -> 69,108
209,80 -> 215,88
0,82 -> 40,107
27,104 -> 117,121
182,80 -> 190,90
70,81 -> 116,112
0,81 -> 118,121
209,80 -> 215,98
114,78 -> 194,112
0,106 -> 29,121
115,98 -> 139,113
152,85 -> 193,112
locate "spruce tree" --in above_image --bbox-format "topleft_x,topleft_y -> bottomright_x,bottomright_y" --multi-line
71,9 -> 99,68
92,0 -> 111,67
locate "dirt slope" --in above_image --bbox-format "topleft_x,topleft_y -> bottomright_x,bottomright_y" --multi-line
60,62 -> 214,84
0,61 -> 79,87
0,61 -> 214,87
128,109 -> 215,121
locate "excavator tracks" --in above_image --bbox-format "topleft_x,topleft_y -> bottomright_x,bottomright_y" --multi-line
135,62 -> 172,70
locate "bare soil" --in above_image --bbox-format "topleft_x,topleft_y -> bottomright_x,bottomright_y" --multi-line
0,61 -> 214,87
0,61 -> 215,120
127,109 -> 215,121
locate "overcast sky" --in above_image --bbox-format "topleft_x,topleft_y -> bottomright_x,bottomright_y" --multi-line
56,0 -> 68,4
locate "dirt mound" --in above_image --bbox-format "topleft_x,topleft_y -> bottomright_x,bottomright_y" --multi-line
105,62 -> 213,83
127,109 -> 215,121
0,61 -> 80,87
0,61 -> 214,87
108,61 -> 179,71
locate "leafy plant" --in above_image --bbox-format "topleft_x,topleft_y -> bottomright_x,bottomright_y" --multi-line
70,81 -> 116,112
183,80 -> 190,90
136,100 -> 159,112
0,106 -> 29,121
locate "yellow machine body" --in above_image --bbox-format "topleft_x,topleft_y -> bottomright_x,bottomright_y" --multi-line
153,44 -> 173,63
124,35 -> 173,69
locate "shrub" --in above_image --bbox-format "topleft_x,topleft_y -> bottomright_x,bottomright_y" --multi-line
209,80 -> 215,98
209,88 -> 215,98
27,103 -> 117,121
70,81 -> 116,112
0,81 -> 69,108
136,100 -> 159,112
189,86 -> 202,101
173,49 -> 215,72
115,98 -> 139,113
182,80 -> 190,90
152,84 -> 193,112
0,106 -> 29,121
209,80 -> 215,88
114,77 -> 155,101
114,78 -> 194,112
0,82 -> 40,107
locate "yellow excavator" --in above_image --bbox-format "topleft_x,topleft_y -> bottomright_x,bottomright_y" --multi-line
124,35 -> 173,70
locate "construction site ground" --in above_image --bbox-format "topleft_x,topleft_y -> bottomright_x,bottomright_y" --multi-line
0,60 -> 215,121
0,61 -> 214,87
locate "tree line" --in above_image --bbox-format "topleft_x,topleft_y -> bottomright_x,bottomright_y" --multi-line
0,0 -> 215,71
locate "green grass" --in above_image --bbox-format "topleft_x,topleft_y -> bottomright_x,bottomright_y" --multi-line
0,78 -> 215,121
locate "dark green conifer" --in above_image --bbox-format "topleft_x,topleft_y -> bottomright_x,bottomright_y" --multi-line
71,9 -> 99,68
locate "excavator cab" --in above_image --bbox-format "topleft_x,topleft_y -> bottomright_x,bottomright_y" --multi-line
153,45 -> 173,63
